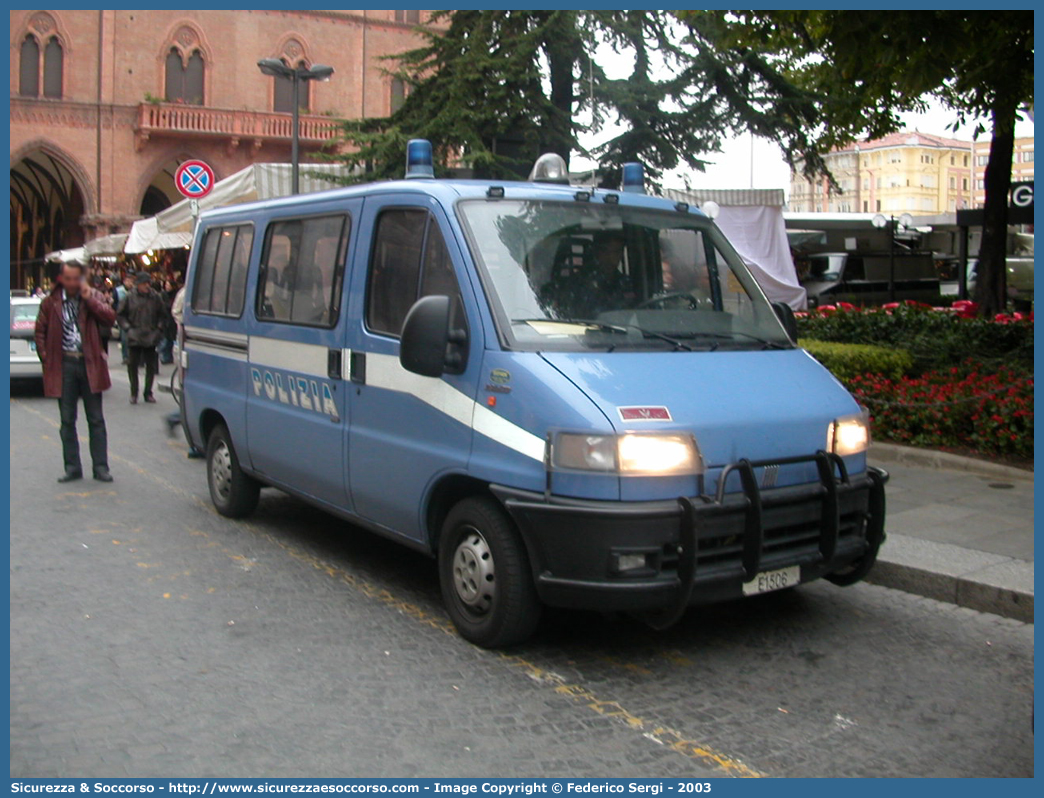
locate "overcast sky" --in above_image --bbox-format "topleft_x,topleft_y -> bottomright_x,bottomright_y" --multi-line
571,42 -> 1034,197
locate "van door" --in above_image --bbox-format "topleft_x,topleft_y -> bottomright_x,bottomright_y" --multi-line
245,206 -> 358,509
345,196 -> 479,543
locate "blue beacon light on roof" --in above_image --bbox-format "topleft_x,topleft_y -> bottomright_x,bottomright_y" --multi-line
405,139 -> 435,179
621,162 -> 645,194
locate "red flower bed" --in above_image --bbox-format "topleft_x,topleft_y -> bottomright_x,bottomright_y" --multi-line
845,362 -> 1034,459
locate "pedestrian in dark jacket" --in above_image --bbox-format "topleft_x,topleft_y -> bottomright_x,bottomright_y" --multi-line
117,271 -> 170,404
158,279 -> 178,365
34,261 -> 118,483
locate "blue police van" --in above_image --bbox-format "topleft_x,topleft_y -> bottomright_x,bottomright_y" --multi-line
181,142 -> 887,648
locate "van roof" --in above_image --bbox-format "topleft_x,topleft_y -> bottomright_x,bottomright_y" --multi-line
197,178 -> 709,222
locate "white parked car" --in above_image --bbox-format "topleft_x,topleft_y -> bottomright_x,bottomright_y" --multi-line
10,296 -> 42,381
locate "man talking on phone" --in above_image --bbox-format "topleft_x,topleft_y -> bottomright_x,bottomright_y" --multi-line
34,260 -> 118,483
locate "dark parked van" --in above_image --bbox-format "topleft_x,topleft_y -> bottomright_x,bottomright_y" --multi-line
799,252 -> 940,307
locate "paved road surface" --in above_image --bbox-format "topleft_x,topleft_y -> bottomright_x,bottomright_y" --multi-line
9,371 -> 1034,778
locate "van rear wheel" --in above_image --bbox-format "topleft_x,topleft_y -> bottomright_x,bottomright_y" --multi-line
206,423 -> 260,518
439,496 -> 541,648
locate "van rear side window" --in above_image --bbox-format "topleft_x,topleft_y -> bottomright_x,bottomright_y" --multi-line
256,214 -> 350,328
192,224 -> 254,317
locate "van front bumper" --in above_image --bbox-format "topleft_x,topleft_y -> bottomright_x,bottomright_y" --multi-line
492,454 -> 887,615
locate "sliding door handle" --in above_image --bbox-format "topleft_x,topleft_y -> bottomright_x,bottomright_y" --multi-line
350,351 -> 366,384
327,348 -> 343,380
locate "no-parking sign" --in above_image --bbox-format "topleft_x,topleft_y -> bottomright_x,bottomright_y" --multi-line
174,160 -> 216,199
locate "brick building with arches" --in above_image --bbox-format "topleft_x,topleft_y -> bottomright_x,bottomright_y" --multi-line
10,9 -> 430,288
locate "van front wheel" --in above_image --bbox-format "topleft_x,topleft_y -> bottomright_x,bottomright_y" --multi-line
439,496 -> 541,648
206,423 -> 260,518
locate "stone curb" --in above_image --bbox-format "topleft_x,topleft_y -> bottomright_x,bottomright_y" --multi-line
865,532 -> 1034,623
869,442 -> 1032,481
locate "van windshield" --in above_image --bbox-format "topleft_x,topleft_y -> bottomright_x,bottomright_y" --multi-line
457,199 -> 791,352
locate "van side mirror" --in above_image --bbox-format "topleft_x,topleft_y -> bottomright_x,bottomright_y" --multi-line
399,295 -> 468,377
772,301 -> 799,342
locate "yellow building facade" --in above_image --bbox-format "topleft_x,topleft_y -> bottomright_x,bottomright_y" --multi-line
790,132 -> 975,216
971,136 -> 1034,207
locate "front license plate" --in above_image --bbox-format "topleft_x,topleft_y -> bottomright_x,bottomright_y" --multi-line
742,565 -> 800,596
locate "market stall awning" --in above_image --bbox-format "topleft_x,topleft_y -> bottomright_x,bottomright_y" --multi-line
125,162 -> 356,253
44,246 -> 87,264
84,233 -> 128,257
124,217 -> 192,254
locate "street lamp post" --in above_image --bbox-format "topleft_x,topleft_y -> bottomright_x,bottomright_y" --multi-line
257,59 -> 335,195
872,212 -> 914,302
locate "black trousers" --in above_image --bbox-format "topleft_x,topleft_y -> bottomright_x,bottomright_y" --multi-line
127,345 -> 158,398
59,355 -> 108,474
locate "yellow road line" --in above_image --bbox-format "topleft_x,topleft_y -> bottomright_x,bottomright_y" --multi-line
11,399 -> 765,777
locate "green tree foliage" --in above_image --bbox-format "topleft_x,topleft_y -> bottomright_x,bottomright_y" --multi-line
332,11 -> 580,181
333,10 -> 1031,317
332,11 -> 740,187
583,11 -> 720,185
681,11 -> 1033,316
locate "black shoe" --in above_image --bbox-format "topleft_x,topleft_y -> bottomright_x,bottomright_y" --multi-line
130,395 -> 138,404
144,394 -> 156,404
187,448 -> 205,460
57,470 -> 83,483
93,468 -> 113,483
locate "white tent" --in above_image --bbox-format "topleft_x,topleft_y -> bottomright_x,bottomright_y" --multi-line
123,218 -> 193,255
44,246 -> 87,264
665,187 -> 807,310
84,233 -> 128,258
125,162 -> 356,254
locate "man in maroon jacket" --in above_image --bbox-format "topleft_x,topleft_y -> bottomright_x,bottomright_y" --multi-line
34,261 -> 118,483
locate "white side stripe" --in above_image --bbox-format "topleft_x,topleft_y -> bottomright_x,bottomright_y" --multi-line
185,341 -> 248,362
473,404 -> 547,461
366,353 -> 474,427
366,353 -> 545,461
249,336 -> 328,378
183,325 -> 248,346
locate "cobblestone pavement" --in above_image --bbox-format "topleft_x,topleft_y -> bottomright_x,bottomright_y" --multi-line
9,372 -> 1034,778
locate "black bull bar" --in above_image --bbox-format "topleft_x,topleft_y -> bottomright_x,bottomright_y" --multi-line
493,451 -> 888,626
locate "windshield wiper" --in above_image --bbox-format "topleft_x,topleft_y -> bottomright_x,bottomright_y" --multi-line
512,318 -> 693,351
673,330 -> 792,350
719,330 -> 792,350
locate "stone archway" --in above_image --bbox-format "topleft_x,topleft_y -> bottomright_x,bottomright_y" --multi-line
9,147 -> 90,290
138,157 -> 183,217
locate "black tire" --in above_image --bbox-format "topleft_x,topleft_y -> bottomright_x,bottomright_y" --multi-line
438,496 -> 541,648
206,423 -> 260,518
825,545 -> 880,586
170,366 -> 183,408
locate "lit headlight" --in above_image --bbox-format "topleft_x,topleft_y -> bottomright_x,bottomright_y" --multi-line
551,432 -> 703,475
828,408 -> 870,456
618,433 -> 701,474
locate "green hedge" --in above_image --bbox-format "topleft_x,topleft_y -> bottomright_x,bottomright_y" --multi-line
802,339 -> 913,383
796,305 -> 1033,375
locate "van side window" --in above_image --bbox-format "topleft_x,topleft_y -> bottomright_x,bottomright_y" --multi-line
367,209 -> 427,336
256,214 -> 350,328
419,222 -> 465,330
368,210 -> 464,338
192,224 -> 254,317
